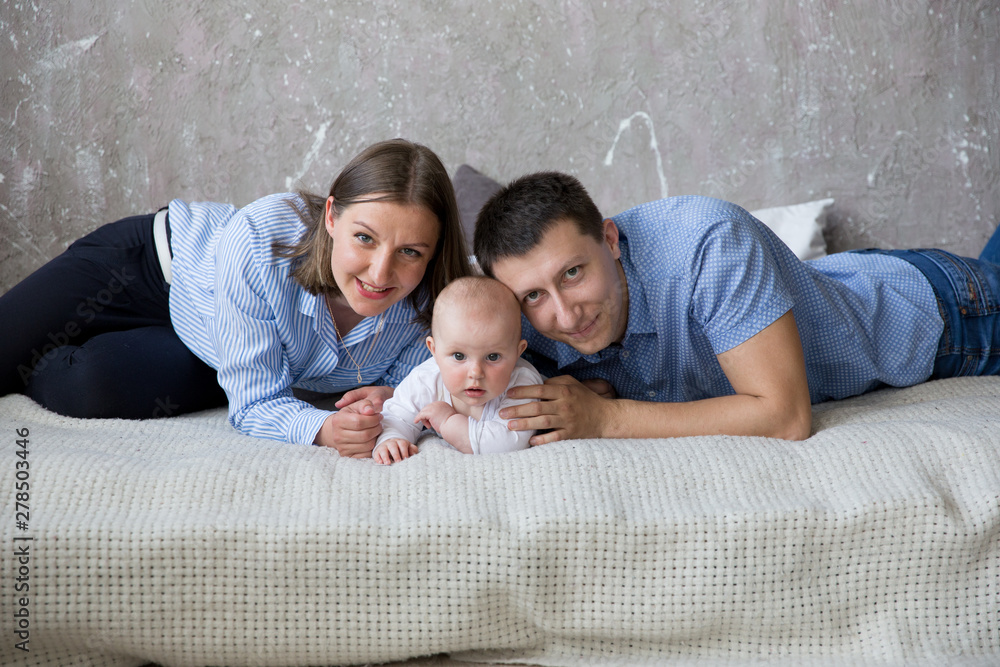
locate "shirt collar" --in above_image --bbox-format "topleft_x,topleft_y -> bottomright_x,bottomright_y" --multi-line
617,234 -> 655,338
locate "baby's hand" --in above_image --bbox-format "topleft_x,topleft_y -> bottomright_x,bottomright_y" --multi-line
373,438 -> 419,465
415,401 -> 457,433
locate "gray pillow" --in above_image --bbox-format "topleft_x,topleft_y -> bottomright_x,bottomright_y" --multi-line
453,164 -> 501,247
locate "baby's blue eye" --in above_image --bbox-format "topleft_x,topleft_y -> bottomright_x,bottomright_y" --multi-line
452,352 -> 465,361
486,353 -> 501,362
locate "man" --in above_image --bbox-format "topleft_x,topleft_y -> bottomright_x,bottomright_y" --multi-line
473,172 -> 1000,444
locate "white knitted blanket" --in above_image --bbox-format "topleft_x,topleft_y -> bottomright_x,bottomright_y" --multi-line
2,378 -> 999,667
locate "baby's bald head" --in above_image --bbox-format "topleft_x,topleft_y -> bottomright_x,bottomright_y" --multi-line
431,276 -> 523,344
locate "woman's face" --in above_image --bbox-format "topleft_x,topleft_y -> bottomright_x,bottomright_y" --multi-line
325,196 -> 440,319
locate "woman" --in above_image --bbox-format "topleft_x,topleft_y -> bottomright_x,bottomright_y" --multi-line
0,139 -> 472,456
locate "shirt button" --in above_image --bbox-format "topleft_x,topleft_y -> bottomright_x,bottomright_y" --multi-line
622,350 -> 630,359
647,391 -> 656,397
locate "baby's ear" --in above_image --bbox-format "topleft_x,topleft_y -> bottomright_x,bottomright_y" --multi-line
426,336 -> 435,355
517,339 -> 527,356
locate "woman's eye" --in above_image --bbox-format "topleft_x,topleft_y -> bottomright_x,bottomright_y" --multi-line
452,353 -> 465,361
486,353 -> 500,362
355,233 -> 373,244
400,247 -> 421,258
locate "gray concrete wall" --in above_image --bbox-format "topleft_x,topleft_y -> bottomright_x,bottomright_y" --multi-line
2,1 -> 998,293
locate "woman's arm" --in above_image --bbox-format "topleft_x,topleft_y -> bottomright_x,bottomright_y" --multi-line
212,216 -> 335,445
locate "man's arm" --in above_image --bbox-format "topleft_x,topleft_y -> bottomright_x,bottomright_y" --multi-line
500,311 -> 812,442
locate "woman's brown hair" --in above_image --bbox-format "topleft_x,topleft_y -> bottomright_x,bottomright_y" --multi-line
274,138 -> 471,327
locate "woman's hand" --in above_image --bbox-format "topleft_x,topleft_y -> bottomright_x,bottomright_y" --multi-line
315,400 -> 384,457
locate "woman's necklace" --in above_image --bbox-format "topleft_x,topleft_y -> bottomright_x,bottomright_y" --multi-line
327,295 -> 387,384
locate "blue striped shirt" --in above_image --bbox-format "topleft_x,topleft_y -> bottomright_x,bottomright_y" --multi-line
167,193 -> 430,444
523,196 -> 943,404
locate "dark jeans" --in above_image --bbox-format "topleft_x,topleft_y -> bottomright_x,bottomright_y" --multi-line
853,227 -> 1000,379
0,214 -> 227,418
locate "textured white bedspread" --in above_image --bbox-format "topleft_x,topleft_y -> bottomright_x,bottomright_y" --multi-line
1,377 -> 998,667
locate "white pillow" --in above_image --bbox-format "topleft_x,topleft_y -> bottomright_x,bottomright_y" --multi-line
749,198 -> 834,260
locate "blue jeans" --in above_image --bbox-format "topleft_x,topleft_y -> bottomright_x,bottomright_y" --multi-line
856,234 -> 1000,378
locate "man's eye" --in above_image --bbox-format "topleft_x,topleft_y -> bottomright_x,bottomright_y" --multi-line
525,291 -> 540,303
452,352 -> 465,361
565,266 -> 580,278
486,353 -> 500,362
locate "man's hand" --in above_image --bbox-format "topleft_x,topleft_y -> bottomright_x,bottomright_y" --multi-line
335,385 -> 393,412
373,437 -> 419,465
414,400 -> 457,433
579,378 -> 616,399
500,375 -> 612,445
315,399 -> 383,457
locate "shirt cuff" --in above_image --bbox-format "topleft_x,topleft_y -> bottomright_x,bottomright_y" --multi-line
287,406 -> 335,446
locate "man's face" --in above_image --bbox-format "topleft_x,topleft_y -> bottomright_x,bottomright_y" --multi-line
491,218 -> 628,356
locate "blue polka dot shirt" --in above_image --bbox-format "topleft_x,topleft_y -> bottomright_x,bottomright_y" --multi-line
523,196 -> 943,404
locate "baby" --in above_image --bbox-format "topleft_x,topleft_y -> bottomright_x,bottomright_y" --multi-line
373,276 -> 544,464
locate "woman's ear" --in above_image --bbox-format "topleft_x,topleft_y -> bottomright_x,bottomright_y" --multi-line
324,196 -> 337,238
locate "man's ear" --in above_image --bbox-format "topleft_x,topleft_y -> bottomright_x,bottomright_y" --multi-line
425,336 -> 435,355
517,339 -> 528,356
324,196 -> 337,238
603,218 -> 621,259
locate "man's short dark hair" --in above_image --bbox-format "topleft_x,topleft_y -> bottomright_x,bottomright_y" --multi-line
473,172 -> 604,277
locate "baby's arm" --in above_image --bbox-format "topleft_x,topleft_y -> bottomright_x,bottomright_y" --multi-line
416,363 -> 546,455
415,401 -> 474,454
470,418 -> 533,454
373,359 -> 436,464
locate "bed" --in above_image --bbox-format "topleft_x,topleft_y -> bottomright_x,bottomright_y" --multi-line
5,168 -> 999,666
2,375 -> 999,667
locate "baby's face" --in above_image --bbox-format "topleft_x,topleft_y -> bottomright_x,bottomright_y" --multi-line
428,307 -> 526,411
